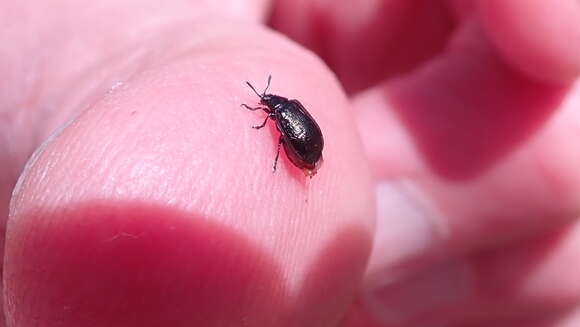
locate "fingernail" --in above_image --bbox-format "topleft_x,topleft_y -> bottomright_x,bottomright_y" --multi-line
363,259 -> 473,325
362,181 -> 471,324
366,181 -> 444,278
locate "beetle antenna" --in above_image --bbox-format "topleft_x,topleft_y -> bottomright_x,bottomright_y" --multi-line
263,75 -> 272,95
245,81 -> 262,99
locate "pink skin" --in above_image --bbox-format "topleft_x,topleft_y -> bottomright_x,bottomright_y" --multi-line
3,2 -> 374,326
479,0 -> 580,84
2,0 -> 580,326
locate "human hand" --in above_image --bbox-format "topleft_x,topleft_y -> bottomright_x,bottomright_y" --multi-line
2,1 -> 580,326
284,1 -> 579,326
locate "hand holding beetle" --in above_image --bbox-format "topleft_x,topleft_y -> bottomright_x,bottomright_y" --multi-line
3,0 -> 580,326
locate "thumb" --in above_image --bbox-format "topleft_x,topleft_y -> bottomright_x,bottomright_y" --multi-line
6,21 -> 375,327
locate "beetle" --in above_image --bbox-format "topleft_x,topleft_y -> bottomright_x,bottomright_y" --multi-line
241,75 -> 324,177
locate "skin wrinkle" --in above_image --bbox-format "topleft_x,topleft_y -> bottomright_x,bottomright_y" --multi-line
8,18 -> 322,210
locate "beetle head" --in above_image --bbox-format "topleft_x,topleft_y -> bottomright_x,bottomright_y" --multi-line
260,94 -> 287,109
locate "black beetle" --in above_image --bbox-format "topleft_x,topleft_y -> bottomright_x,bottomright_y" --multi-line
242,75 -> 324,177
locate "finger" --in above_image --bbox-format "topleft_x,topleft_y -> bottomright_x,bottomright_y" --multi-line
360,21 -> 579,256
2,2 -> 273,326
6,21 -> 374,327
269,0 -> 455,93
479,0 -> 580,84
345,221 -> 580,326
459,222 -> 580,325
350,21 -> 580,325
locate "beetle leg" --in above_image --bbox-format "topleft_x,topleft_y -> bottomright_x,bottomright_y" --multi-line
241,103 -> 271,113
272,135 -> 283,172
252,112 -> 275,129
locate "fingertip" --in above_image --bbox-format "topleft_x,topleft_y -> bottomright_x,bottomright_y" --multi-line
479,0 -> 580,84
5,21 -> 375,326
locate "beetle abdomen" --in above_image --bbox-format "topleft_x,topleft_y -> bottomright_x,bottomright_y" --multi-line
275,100 -> 324,165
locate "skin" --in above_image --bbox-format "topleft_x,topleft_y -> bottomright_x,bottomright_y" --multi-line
1,0 -> 580,326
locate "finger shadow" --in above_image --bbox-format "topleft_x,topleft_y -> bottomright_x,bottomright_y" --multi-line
6,201 -> 287,327
288,225 -> 373,326
385,26 -> 569,180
